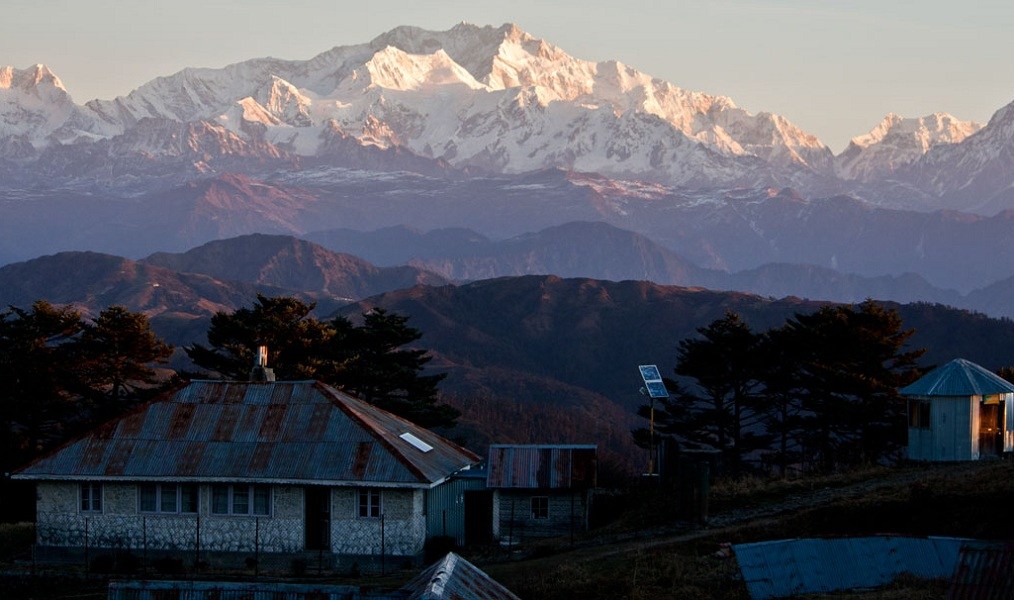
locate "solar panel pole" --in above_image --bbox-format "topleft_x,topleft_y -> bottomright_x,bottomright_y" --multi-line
638,365 -> 669,478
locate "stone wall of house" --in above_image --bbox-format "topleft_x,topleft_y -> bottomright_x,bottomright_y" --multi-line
495,490 -> 589,541
35,482 -> 302,553
330,488 -> 424,557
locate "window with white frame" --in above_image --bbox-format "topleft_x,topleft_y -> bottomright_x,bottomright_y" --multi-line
139,484 -> 198,514
210,484 -> 271,516
358,489 -> 381,518
81,482 -> 102,513
531,496 -> 549,520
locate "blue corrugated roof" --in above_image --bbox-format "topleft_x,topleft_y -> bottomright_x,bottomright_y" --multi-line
900,359 -> 1014,396
733,536 -> 969,600
486,445 -> 596,489
14,380 -> 478,487
402,552 -> 520,600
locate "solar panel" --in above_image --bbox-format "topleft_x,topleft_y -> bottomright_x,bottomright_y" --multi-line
638,364 -> 669,398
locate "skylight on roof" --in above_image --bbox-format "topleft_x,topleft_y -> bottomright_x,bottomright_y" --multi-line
400,432 -> 433,453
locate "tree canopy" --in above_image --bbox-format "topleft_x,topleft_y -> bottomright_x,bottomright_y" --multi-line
637,301 -> 924,476
186,294 -> 458,428
0,302 -> 172,475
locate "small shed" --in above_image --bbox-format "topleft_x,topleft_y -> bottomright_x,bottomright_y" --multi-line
486,444 -> 596,543
900,358 -> 1014,461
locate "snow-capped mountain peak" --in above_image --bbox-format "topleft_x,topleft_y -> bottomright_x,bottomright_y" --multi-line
836,112 -> 982,181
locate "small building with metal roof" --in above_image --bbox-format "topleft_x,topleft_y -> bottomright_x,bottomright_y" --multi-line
899,358 -> 1014,461
485,444 -> 596,543
12,379 -> 480,569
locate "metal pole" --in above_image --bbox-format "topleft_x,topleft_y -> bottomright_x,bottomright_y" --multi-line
648,396 -> 656,475
570,491 -> 575,546
508,498 -> 515,555
255,517 -> 260,578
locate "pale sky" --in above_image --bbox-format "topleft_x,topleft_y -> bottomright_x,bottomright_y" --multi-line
4,0 -> 1012,152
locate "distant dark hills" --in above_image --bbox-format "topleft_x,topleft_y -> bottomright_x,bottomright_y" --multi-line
8,171 -> 1014,300
5,236 -> 1014,471
145,233 -> 448,302
338,275 -> 1014,471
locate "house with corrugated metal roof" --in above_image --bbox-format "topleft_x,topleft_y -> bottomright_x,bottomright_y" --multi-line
12,379 -> 480,570
900,358 -> 1014,461
485,444 -> 596,543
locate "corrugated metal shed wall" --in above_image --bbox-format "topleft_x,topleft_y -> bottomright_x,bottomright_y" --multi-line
733,536 -> 969,600
486,445 -> 596,489
908,397 -> 978,461
425,473 -> 487,545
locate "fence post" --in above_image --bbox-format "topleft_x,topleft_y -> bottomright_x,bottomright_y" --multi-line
195,514 -> 201,575
142,516 -> 147,576
380,512 -> 386,576
254,517 -> 260,578
508,499 -> 515,557
84,517 -> 90,573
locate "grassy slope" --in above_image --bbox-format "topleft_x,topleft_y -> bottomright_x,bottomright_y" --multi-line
482,460 -> 1014,599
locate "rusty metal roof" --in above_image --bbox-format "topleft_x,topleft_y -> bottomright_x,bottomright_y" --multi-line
900,358 -> 1014,397
486,444 -> 597,489
733,536 -> 970,600
14,380 -> 479,488
402,552 -> 520,600
947,542 -> 1014,600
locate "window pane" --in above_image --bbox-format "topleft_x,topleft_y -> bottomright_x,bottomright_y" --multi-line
139,484 -> 157,512
232,486 -> 250,515
531,497 -> 548,519
212,485 -> 229,514
180,485 -> 198,513
358,490 -> 368,517
253,486 -> 270,516
371,492 -> 381,517
160,485 -> 178,513
82,483 -> 102,512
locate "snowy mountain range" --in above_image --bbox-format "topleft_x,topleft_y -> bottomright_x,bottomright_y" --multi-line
3,22 -> 1011,212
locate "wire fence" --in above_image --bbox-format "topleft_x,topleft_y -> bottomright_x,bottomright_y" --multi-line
32,512 -> 424,577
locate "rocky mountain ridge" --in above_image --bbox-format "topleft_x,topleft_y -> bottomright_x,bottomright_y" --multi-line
3,23 -> 1011,211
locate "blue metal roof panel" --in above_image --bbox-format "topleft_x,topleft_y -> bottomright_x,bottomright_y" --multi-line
900,359 -> 1014,396
14,380 -> 478,486
734,536 -> 970,600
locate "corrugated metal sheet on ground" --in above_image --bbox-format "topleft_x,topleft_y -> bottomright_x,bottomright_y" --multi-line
15,380 -> 478,487
402,552 -> 520,600
733,536 -> 970,600
900,358 -> 1014,396
108,579 -> 399,600
486,444 -> 596,489
947,542 -> 1014,600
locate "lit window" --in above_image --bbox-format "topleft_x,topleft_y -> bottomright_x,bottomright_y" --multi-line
139,484 -> 198,514
210,485 -> 271,516
531,496 -> 549,520
81,483 -> 102,513
358,489 -> 381,518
